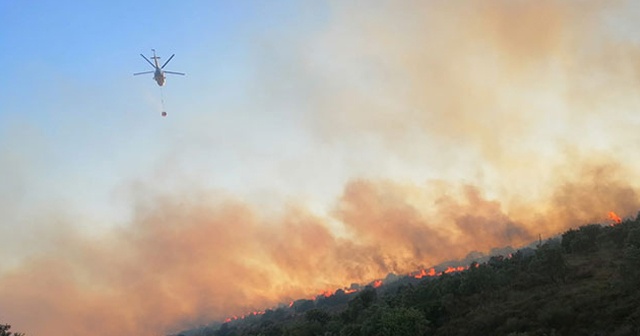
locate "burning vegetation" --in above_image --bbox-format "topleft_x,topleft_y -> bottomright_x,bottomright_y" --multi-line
181,213 -> 640,336
609,211 -> 622,225
2,176 -> 638,336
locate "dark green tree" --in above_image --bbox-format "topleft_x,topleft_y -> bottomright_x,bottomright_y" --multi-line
626,227 -> 640,248
361,306 -> 430,336
341,286 -> 377,323
531,244 -> 568,284
292,299 -> 315,313
620,245 -> 640,289
0,325 -> 24,336
563,224 -> 602,253
305,309 -> 331,326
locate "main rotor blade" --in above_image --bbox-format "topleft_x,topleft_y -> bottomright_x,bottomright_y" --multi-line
133,71 -> 154,76
164,71 -> 186,76
161,54 -> 176,69
139,54 -> 155,68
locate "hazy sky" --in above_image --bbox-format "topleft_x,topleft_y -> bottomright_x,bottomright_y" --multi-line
0,1 -> 332,226
3,1 -> 640,335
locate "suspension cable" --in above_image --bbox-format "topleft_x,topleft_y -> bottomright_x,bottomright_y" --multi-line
159,85 -> 167,117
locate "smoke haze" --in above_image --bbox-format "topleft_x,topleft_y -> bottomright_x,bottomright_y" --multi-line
3,1 -> 640,335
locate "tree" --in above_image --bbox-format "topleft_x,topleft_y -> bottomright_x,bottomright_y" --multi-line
459,263 -> 498,295
360,306 -> 430,336
341,287 -> 378,323
625,227 -> 640,248
562,224 -> 601,253
305,309 -> 331,326
292,299 -> 315,313
619,245 -> 640,289
0,325 -> 24,336
531,244 -> 568,284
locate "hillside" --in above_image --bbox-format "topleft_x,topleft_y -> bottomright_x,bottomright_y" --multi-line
182,215 -> 640,336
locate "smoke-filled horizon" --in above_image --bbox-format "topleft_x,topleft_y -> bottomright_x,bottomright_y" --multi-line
1,172 -> 638,335
3,1 -> 640,335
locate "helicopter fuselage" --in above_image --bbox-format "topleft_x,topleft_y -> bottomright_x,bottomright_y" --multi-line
154,68 -> 165,86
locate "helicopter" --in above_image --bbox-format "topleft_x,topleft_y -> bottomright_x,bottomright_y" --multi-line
133,49 -> 185,86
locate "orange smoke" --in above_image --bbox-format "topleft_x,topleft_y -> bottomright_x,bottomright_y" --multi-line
2,174 -> 639,336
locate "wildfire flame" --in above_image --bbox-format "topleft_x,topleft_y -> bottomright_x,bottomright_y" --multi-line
443,266 -> 467,274
413,265 -> 468,278
223,310 -> 266,323
222,262 -> 476,324
319,290 -> 333,298
609,211 -> 622,225
413,268 -> 436,279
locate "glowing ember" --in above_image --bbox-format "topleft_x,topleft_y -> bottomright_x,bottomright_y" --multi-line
608,211 -> 622,225
372,280 -> 383,288
344,288 -> 358,294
